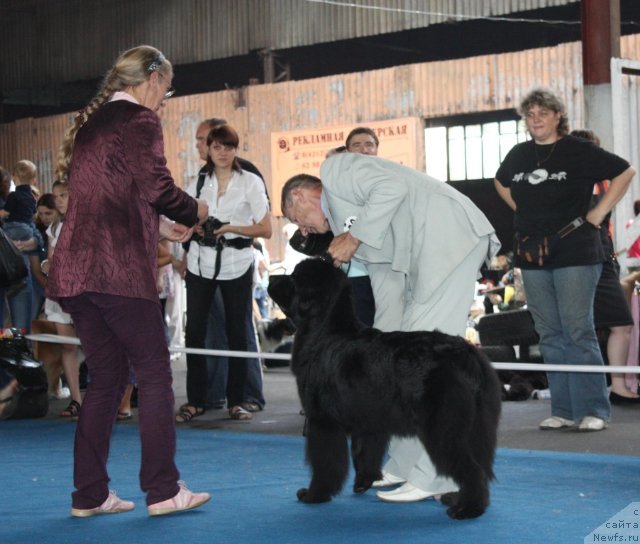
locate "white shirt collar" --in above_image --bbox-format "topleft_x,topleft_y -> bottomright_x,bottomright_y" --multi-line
110,91 -> 139,104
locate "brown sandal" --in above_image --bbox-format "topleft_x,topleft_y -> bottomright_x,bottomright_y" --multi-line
61,400 -> 81,418
229,405 -> 252,420
175,405 -> 204,423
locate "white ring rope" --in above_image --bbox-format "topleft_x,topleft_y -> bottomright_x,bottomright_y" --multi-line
24,333 -> 640,373
25,333 -> 292,361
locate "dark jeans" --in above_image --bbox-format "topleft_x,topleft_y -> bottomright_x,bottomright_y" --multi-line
60,292 -> 180,508
0,259 -> 33,332
348,275 -> 375,327
185,266 -> 253,408
206,288 -> 265,409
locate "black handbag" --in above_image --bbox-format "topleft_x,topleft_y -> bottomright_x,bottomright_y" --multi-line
0,228 -> 28,289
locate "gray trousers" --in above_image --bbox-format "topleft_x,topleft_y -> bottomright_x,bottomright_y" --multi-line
367,236 -> 490,493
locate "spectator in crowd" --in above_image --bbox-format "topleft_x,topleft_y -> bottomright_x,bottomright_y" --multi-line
47,44 -> 210,517
624,199 -> 640,272
191,117 -> 267,414
495,88 -> 634,432
345,126 -> 379,155
0,161 -> 44,332
42,180 -> 83,418
253,238 -> 270,320
1,160 -> 39,244
178,123 -> 271,422
571,129 -> 639,404
165,241 -> 186,358
27,193 -> 58,319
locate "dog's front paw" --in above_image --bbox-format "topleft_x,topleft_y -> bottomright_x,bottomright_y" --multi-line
439,491 -> 458,506
297,487 -> 332,503
446,501 -> 486,520
353,482 -> 370,494
353,473 -> 377,494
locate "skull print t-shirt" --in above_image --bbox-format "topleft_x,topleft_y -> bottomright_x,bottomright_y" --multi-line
495,135 -> 629,269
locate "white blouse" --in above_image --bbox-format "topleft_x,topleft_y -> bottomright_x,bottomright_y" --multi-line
186,169 -> 268,280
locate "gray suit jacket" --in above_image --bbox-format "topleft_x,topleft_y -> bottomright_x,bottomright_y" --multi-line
319,153 -> 500,304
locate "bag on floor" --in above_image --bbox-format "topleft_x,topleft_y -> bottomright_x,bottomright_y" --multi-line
0,329 -> 49,419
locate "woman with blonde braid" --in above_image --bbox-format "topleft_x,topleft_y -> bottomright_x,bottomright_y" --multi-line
47,45 -> 210,517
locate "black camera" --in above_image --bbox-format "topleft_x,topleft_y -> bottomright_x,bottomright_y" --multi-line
289,229 -> 334,256
193,217 -> 229,247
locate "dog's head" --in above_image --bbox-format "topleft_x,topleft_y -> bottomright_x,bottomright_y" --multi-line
256,317 -> 296,352
268,257 -> 351,326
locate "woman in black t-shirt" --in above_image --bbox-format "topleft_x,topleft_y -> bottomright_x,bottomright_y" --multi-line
495,88 -> 635,432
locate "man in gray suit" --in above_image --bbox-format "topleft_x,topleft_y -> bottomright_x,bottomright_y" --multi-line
281,152 -> 499,503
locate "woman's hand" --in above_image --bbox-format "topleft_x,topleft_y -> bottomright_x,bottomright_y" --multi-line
159,219 -> 194,242
213,223 -> 232,236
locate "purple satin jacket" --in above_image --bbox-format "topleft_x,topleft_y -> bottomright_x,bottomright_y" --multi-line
47,100 -> 198,303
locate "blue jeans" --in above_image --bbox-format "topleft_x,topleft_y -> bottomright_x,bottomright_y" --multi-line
0,259 -> 33,332
206,289 -> 264,409
522,264 -> 610,422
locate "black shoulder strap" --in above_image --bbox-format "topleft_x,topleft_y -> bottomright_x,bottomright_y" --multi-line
195,171 -> 207,199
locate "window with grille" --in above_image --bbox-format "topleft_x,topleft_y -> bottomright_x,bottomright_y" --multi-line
424,112 -> 529,181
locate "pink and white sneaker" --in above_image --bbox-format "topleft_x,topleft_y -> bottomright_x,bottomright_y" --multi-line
147,481 -> 211,516
71,490 -> 135,518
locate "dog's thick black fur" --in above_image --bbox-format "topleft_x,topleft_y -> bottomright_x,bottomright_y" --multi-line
268,258 -> 502,520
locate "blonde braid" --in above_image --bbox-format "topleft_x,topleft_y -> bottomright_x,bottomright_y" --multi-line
55,73 -> 120,180
55,45 -> 168,180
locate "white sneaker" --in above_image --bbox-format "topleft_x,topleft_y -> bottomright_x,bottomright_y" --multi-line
539,416 -> 575,430
371,472 -> 406,488
71,490 -> 135,517
578,416 -> 608,432
147,481 -> 210,516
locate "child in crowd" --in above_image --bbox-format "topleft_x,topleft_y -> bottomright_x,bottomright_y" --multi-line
0,160 -> 43,331
0,160 -> 40,244
42,180 -> 83,418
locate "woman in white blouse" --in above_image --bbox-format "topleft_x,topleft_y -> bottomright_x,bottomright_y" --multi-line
177,124 -> 272,422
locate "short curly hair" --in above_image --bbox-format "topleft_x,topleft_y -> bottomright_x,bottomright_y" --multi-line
519,88 -> 570,136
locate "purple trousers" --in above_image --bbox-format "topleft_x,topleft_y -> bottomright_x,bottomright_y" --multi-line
60,292 -> 180,508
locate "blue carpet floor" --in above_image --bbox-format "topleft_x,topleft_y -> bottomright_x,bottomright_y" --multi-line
1,419 -> 639,544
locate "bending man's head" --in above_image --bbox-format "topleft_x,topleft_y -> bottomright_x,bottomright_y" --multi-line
281,174 -> 330,235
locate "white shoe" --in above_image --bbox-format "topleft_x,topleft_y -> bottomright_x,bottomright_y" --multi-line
539,416 -> 575,430
147,481 -> 210,516
376,482 -> 440,503
578,416 -> 608,432
371,472 -> 407,489
71,490 -> 135,517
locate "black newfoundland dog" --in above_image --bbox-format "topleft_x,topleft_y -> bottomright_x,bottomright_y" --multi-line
268,258 -> 501,519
